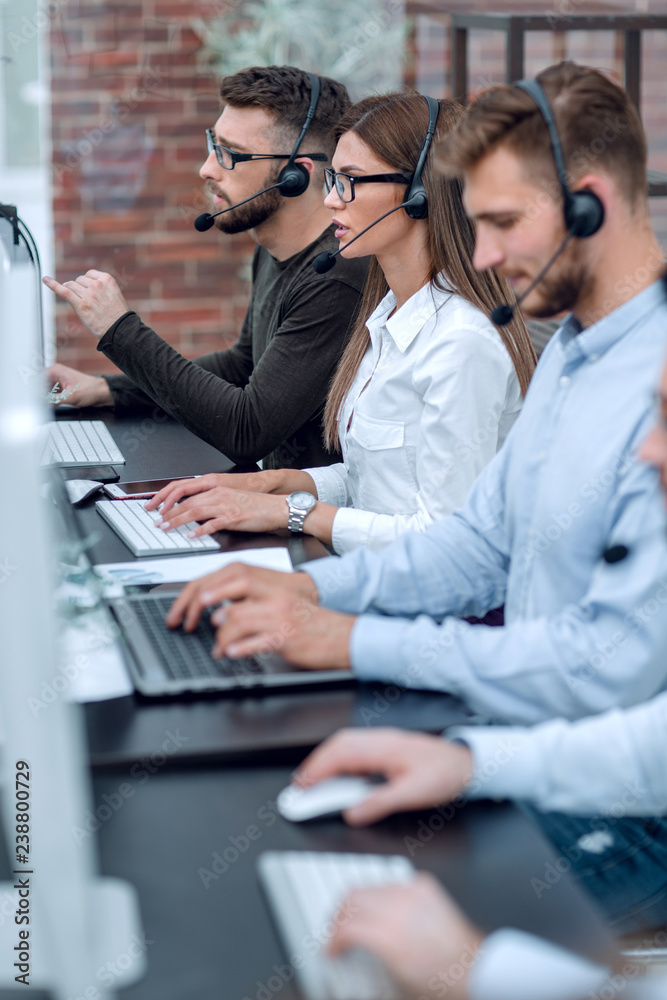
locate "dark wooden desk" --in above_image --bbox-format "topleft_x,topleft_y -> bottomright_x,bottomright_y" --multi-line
94,764 -> 615,1000
54,408 -> 479,764
52,409 -> 615,999
57,407 -> 328,568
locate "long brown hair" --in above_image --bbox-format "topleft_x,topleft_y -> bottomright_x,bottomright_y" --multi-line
323,92 -> 536,451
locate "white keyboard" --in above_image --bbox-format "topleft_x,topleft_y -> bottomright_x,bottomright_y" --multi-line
42,421 -> 125,467
258,851 -> 415,1000
95,499 -> 220,557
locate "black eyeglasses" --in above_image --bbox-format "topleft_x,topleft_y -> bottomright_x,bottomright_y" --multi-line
205,130 -> 328,170
324,167 -> 413,203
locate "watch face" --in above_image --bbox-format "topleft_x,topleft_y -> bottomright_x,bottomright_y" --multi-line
290,491 -> 316,509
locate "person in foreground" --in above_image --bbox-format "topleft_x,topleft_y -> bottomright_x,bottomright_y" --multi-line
274,371 -> 667,999
43,66 -> 368,469
147,92 -> 536,555
167,62 -> 667,726
291,690 -> 667,999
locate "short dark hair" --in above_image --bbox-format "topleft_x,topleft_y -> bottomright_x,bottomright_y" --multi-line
219,64 -> 351,162
436,61 -> 647,208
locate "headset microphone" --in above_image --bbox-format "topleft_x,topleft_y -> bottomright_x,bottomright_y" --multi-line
195,72 -> 323,232
602,544 -> 630,564
601,521 -> 667,565
313,94 -> 440,274
490,77 -> 605,325
491,232 -> 572,326
194,181 -> 285,232
313,199 -> 425,274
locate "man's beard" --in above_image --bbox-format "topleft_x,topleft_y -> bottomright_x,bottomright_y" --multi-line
522,238 -> 594,319
213,178 -> 282,235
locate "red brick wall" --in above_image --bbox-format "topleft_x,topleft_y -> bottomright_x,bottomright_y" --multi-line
50,2 -> 667,373
50,0 -> 254,374
410,1 -> 667,243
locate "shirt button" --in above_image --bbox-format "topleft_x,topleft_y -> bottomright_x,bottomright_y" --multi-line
589,353 -> 599,362
560,375 -> 571,387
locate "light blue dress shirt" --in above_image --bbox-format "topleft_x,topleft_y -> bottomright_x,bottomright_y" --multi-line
451,689 -> 667,816
303,278 -> 667,724
469,928 -> 667,1000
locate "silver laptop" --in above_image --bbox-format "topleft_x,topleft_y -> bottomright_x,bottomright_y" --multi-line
106,591 -> 354,695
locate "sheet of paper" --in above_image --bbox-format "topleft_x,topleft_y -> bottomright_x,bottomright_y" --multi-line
60,608 -> 133,703
63,547 -> 293,702
94,546 -> 293,589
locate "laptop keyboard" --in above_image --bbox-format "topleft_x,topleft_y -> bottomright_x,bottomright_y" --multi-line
258,851 -> 415,1000
127,595 -> 263,680
42,421 -> 125,467
95,499 -> 220,557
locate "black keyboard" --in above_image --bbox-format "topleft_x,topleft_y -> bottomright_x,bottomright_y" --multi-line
128,596 -> 264,680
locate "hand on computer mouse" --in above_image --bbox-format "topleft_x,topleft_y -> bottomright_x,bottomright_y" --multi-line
277,776 -> 381,822
294,728 -> 474,825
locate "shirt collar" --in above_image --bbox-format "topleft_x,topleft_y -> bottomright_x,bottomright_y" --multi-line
557,277 -> 667,361
366,280 -> 453,353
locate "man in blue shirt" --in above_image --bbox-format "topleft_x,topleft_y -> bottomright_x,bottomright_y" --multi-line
274,356 -> 667,997
168,61 -> 667,726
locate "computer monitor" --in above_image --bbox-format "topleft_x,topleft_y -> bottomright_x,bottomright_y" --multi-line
0,215 -> 145,997
0,205 -> 45,371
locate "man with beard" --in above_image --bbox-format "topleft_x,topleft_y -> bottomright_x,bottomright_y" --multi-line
43,66 -> 368,469
169,62 -> 667,725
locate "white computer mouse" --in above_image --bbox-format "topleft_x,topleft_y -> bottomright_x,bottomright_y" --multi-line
277,776 -> 379,822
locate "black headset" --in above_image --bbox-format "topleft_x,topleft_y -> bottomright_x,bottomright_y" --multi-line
275,72 -> 323,198
516,78 -> 604,239
402,95 -> 440,219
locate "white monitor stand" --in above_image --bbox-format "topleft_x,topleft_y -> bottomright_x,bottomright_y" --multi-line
0,219 -> 145,997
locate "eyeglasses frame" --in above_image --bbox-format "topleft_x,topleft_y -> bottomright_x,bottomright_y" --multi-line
206,129 -> 328,171
324,167 -> 414,203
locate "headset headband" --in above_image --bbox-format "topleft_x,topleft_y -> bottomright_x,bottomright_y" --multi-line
404,94 -> 440,220
515,79 -> 572,214
514,78 -> 604,239
287,72 -> 321,166
274,72 -> 324,199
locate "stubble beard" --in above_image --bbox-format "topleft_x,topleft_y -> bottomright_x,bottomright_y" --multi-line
523,238 -> 595,319
212,170 -> 283,235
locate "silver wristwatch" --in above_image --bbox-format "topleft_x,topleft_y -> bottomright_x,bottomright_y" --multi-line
286,491 -> 317,533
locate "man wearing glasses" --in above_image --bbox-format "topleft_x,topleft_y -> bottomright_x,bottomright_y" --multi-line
43,66 -> 369,470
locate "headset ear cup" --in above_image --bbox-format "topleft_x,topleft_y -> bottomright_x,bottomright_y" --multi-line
277,162 -> 310,198
565,189 -> 604,238
404,187 -> 429,220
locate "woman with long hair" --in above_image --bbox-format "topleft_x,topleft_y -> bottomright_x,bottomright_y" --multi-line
147,92 -> 536,553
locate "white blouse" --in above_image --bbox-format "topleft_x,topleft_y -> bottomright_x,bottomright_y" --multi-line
305,279 -> 523,554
